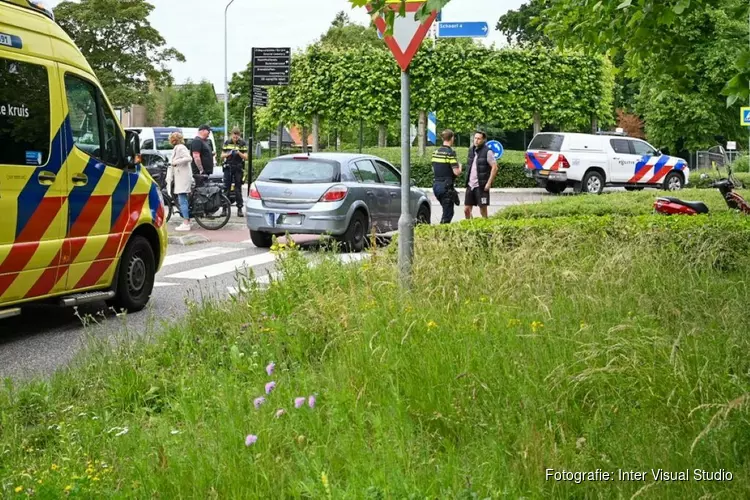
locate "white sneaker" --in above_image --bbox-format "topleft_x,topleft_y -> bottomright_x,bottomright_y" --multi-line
175,222 -> 191,232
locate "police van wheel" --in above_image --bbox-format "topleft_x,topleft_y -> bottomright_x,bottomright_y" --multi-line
110,236 -> 155,313
545,182 -> 566,194
582,171 -> 605,195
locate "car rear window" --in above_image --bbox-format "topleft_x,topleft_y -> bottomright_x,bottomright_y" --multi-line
528,134 -> 564,152
0,57 -> 51,166
258,159 -> 337,184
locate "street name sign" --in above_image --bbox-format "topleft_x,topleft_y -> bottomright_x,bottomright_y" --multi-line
437,22 -> 489,38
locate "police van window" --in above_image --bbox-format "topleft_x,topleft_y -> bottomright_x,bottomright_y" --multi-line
374,160 -> 400,185
631,141 -> 656,156
0,58 -> 51,167
64,75 -> 103,160
610,139 -> 631,155
528,134 -> 564,152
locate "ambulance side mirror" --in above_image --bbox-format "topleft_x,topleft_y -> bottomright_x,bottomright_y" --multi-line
125,130 -> 140,168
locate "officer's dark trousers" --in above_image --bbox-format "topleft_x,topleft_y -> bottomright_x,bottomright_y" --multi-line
433,181 -> 455,224
224,167 -> 244,208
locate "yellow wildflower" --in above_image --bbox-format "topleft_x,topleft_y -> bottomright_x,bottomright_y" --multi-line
64,485 -> 73,492
92,477 -> 100,482
51,464 -> 59,471
14,486 -> 23,493
427,320 -> 438,329
531,321 -> 545,333
507,318 -> 521,328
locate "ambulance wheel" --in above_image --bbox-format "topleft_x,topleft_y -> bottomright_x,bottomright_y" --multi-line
110,236 -> 155,313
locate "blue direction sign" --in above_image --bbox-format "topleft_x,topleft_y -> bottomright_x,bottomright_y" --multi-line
486,140 -> 504,160
742,107 -> 750,127
437,22 -> 489,38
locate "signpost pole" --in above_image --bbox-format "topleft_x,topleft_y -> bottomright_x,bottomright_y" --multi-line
248,101 -> 254,193
398,69 -> 413,288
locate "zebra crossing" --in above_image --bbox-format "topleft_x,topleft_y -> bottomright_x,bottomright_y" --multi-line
154,245 -> 370,296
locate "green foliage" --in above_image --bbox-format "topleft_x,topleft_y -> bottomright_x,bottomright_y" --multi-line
163,81 -> 222,128
495,0 -> 551,46
54,0 -> 184,108
4,201 -> 750,497
318,11 -> 384,51
545,0 -> 747,150
254,44 -> 614,135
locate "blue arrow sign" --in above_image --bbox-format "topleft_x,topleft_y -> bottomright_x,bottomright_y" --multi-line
437,22 -> 489,38
486,140 -> 504,160
742,108 -> 750,126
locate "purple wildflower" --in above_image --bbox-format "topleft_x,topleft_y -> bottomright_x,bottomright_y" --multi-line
274,408 -> 286,419
254,397 -> 266,409
265,381 -> 276,394
266,362 -> 275,376
294,397 -> 306,409
245,434 -> 258,446
308,395 -> 316,409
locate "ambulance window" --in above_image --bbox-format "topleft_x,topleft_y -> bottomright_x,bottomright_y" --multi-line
0,58 -> 51,167
101,104 -> 120,166
64,75 -> 103,160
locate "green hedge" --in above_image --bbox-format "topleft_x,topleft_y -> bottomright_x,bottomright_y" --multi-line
248,147 -> 534,188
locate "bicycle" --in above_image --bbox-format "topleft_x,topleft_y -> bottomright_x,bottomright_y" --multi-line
163,175 -> 232,230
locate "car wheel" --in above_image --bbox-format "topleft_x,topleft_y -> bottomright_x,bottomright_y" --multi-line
416,204 -> 431,225
545,182 -> 566,194
582,170 -> 605,195
664,172 -> 683,191
250,230 -> 274,248
338,210 -> 368,253
110,235 -> 155,313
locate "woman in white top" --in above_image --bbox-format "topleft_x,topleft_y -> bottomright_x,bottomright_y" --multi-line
169,132 -> 193,231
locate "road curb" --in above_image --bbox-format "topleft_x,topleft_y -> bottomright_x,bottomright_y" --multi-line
168,234 -> 211,246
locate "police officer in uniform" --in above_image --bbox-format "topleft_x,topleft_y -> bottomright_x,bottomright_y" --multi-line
221,127 -> 248,217
431,129 -> 462,224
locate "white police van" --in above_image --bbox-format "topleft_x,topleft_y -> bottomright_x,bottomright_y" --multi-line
525,131 -> 690,194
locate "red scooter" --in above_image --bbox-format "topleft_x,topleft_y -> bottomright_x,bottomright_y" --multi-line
654,161 -> 750,216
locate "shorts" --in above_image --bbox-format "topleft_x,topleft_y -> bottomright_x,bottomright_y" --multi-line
465,186 -> 490,207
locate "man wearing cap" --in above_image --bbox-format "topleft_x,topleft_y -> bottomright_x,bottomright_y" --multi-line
191,124 -> 215,185
221,127 -> 248,217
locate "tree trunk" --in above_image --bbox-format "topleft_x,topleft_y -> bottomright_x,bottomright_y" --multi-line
533,112 -> 541,136
301,124 -> 309,152
312,114 -> 320,152
276,122 -> 283,157
417,110 -> 426,157
378,124 -> 387,147
591,115 -> 599,134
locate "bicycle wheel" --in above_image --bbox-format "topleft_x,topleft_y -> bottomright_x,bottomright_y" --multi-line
194,194 -> 232,230
163,193 -> 174,223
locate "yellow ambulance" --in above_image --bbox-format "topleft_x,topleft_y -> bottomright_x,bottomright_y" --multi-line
0,0 -> 168,319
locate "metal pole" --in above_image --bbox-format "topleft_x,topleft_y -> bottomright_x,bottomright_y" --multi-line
248,103 -> 254,195
359,119 -> 364,153
224,0 -> 236,139
398,70 -> 413,288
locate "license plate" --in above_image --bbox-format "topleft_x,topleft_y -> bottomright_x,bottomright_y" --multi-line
278,215 -> 303,225
538,170 -> 550,177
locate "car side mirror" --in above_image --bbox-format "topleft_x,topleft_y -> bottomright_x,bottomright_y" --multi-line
656,150 -> 663,156
125,130 -> 140,168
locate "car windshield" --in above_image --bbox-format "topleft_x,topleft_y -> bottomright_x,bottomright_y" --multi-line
528,134 -> 564,152
258,159 -> 336,184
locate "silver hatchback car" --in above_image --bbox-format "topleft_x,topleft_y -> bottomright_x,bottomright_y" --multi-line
245,153 -> 432,251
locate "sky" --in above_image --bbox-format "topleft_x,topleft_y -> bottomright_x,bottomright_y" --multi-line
47,0 -> 525,92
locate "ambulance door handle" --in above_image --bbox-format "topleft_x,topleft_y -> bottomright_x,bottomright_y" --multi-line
37,171 -> 56,185
71,174 -> 88,186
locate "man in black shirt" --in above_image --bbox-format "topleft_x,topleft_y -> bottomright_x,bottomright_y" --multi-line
191,124 -> 215,184
431,129 -> 463,224
221,127 -> 248,217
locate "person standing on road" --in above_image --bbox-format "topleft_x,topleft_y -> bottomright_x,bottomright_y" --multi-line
464,130 -> 498,220
191,124 -> 215,186
169,131 -> 193,231
431,129 -> 462,224
221,127 -> 248,217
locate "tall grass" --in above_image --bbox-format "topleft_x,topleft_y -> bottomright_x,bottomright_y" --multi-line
1,214 -> 749,498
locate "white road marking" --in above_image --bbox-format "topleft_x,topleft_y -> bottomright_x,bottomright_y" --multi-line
165,252 -> 277,280
162,247 -> 242,267
153,282 -> 178,288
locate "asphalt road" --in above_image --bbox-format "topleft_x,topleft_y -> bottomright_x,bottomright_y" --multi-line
0,189 -> 547,381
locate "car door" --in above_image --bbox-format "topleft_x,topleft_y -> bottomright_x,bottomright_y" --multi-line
351,160 -> 388,232
630,139 -> 666,185
60,68 -> 133,291
608,138 -> 637,183
0,54 -> 68,304
372,159 -> 402,230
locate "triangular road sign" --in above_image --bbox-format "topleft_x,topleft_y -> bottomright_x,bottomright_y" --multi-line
368,1 -> 438,72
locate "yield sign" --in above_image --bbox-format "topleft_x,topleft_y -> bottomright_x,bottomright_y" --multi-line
367,0 -> 438,72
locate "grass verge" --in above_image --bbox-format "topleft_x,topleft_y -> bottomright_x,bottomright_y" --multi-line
1,209 -> 750,498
